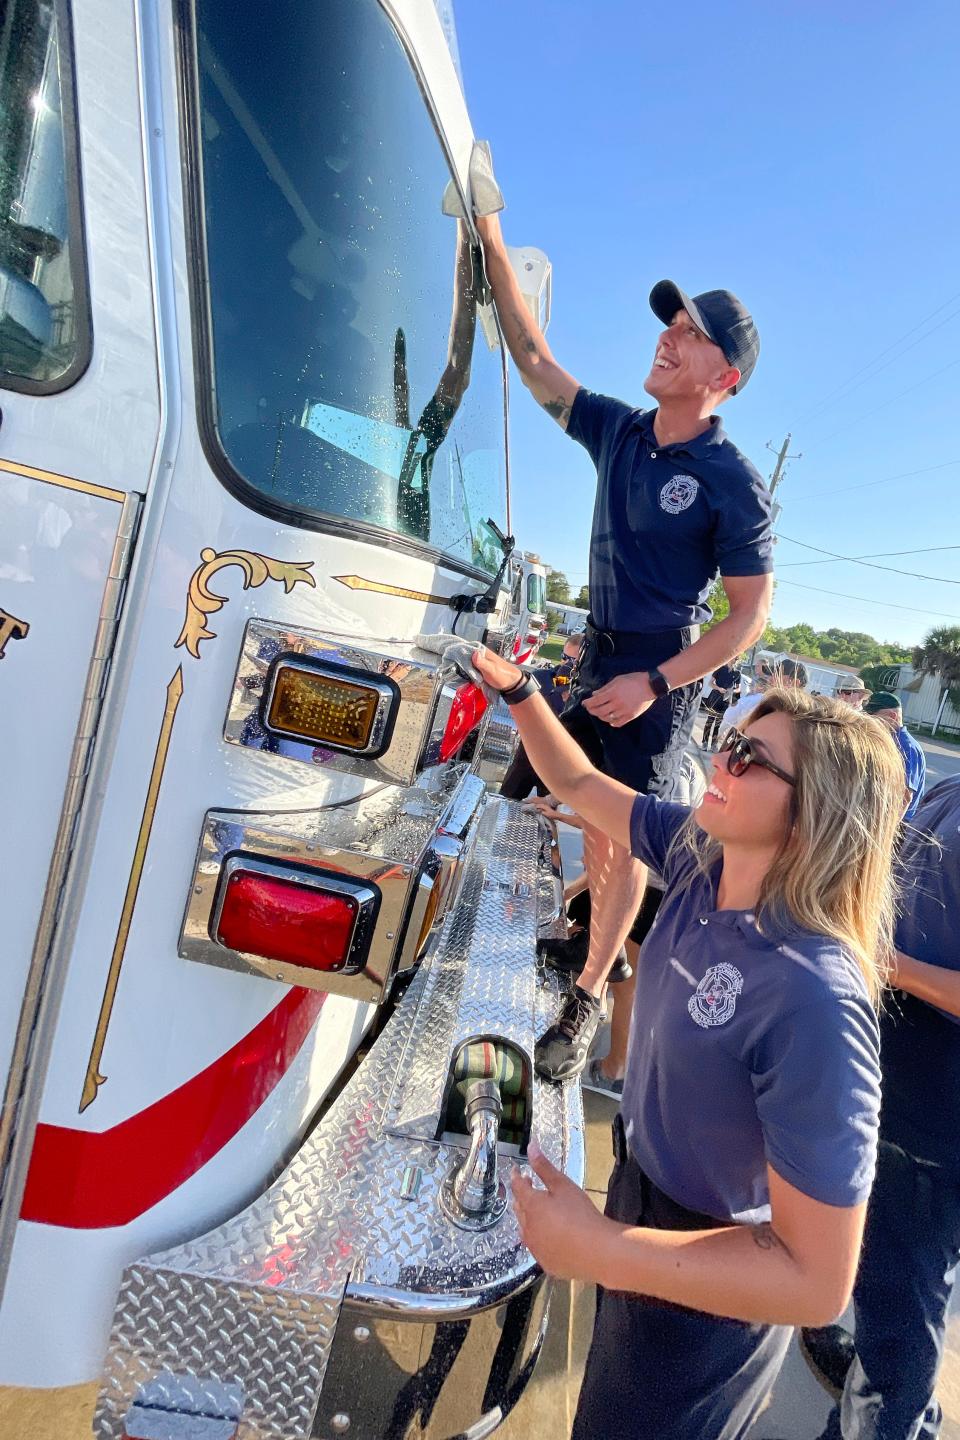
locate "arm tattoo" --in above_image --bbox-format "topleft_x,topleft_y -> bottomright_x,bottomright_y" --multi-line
749,1222 -> 786,1253
512,312 -> 539,357
542,395 -> 572,428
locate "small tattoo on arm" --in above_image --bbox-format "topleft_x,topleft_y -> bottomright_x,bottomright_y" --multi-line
543,395 -> 572,428
511,311 -> 539,357
750,1223 -> 785,1252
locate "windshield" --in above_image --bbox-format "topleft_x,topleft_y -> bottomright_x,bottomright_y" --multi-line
189,0 -> 507,573
526,572 -> 546,616
0,0 -> 89,391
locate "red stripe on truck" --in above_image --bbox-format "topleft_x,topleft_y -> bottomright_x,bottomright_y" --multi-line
20,988 -> 325,1228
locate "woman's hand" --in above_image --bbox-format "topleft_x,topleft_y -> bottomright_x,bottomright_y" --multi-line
523,797 -> 584,830
472,644 -> 524,694
512,1142 -> 622,1285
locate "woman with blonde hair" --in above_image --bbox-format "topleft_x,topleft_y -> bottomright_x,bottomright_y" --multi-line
471,645 -> 905,1440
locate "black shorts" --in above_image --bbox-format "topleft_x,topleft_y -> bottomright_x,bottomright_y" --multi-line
567,885 -> 663,948
561,628 -> 701,795
572,1117 -> 791,1440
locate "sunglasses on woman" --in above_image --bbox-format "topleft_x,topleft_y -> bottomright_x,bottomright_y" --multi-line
718,728 -> 797,786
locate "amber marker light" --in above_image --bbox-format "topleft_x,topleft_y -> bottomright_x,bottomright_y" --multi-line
263,659 -> 398,756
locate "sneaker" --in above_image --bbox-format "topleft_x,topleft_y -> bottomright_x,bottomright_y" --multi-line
534,986 -> 602,1082
799,1324 -> 856,1401
581,1057 -> 624,1100
539,929 -> 633,984
537,928 -> 586,960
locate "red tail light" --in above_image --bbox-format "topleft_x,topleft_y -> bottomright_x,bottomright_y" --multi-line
214,858 -> 378,973
439,681 -> 488,761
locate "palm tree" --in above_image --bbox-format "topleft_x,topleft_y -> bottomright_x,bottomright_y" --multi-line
912,625 -> 960,729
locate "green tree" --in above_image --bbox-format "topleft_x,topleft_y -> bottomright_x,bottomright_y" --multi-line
860,662 -> 902,693
702,577 -> 729,632
574,584 -> 590,610
913,625 -> 960,711
545,568 -> 571,604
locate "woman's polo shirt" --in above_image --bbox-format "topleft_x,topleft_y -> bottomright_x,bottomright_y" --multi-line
621,795 -> 881,1223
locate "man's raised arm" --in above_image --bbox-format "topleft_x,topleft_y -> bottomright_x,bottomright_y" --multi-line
475,212 -> 580,430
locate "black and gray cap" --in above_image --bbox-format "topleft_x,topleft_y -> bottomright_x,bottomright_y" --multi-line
650,280 -> 760,393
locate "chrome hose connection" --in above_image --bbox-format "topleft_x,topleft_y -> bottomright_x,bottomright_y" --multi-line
440,1078 -> 508,1231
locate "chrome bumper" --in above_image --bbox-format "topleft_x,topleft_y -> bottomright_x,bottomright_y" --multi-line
472,698 -> 519,789
96,796 -> 581,1440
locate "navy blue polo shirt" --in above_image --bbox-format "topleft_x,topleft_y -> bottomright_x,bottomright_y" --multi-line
620,794 -> 881,1222
880,776 -> 960,1171
567,390 -> 773,632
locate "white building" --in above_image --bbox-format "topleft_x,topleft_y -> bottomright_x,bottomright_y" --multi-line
754,650 -> 864,698
888,664 -> 960,738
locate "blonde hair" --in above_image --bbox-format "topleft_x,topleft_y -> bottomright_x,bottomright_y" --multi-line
683,688 -> 904,1004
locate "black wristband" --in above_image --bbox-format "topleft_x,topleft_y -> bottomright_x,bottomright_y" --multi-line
647,668 -> 671,699
502,674 -> 540,706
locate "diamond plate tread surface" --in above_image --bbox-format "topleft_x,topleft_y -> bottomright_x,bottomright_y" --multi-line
96,797 -> 581,1440
476,699 -> 517,765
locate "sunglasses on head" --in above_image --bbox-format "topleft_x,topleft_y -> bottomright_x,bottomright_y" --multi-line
718,728 -> 796,786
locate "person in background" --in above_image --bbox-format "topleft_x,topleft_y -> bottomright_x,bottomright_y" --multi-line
836,675 -> 869,710
721,659 -> 808,738
472,642 -> 904,1440
862,690 -> 925,823
702,661 -> 742,750
798,776 -> 960,1440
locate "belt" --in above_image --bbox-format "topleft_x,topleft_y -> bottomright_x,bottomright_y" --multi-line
585,618 -> 689,659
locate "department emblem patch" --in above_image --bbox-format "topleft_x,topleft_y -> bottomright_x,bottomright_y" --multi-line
688,962 -> 744,1028
659,474 -> 699,514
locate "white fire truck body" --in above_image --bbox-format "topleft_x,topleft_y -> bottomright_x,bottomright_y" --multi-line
0,1 -> 578,1435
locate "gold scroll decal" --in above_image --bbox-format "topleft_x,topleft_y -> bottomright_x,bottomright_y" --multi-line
334,574 -> 451,606
80,547 -> 316,1109
81,668 -> 184,1111
176,547 -> 316,659
0,608 -> 29,659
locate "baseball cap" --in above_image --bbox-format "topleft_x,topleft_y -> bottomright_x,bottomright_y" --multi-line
864,691 -> 901,714
650,281 -> 760,393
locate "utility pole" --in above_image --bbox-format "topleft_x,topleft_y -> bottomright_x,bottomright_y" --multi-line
765,433 -> 803,526
743,435 -> 803,677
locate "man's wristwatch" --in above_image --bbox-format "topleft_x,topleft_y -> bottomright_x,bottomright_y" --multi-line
502,673 -> 540,706
647,668 -> 671,699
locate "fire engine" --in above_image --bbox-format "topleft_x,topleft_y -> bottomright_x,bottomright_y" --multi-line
0,1 -> 581,1435
509,555 -> 548,666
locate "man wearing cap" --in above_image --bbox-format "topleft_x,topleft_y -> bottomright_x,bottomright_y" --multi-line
863,691 -> 925,821
837,675 -> 869,710
475,198 -> 773,1080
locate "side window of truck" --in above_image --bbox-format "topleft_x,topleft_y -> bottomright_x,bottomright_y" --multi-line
0,0 -> 91,392
185,0 -> 508,575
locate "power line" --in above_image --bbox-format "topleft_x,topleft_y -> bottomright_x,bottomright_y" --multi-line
782,542 -> 960,566
794,291 -> 960,426
777,534 -> 960,584
789,457 -> 960,503
808,356 -> 960,447
776,577 -> 960,621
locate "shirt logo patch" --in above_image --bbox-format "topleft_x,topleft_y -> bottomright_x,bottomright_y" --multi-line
688,962 -> 743,1028
659,474 -> 699,514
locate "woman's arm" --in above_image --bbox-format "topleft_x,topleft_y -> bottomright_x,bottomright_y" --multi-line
890,949 -> 960,1019
513,1148 -> 865,1329
473,646 -> 636,849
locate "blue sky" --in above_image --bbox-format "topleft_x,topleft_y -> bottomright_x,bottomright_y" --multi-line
455,0 -> 960,647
